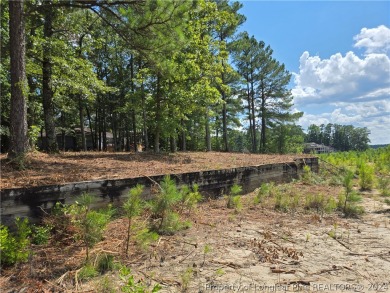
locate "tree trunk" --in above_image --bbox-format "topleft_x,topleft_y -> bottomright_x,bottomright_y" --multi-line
260,86 -> 266,153
141,87 -> 149,151
154,75 -> 161,153
250,79 -> 257,153
86,105 -> 95,150
170,136 -> 176,153
78,95 -> 87,151
181,119 -> 186,151
42,2 -> 58,153
222,99 -> 229,152
102,108 -> 107,151
246,82 -> 253,152
205,110 -> 211,152
8,0 -> 29,159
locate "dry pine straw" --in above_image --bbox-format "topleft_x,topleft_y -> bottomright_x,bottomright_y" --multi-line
0,151 -> 315,189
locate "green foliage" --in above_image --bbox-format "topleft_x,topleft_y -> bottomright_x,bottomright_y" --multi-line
31,224 -> 51,245
301,165 -> 312,184
95,275 -> 116,293
378,177 -> 390,196
68,193 -> 112,260
336,171 -> 364,217
306,123 -> 370,151
149,176 -> 184,234
123,185 -> 145,254
28,125 -> 41,150
120,266 -> 161,293
180,184 -> 203,213
358,163 -> 375,190
304,193 -> 336,214
134,228 -> 159,251
254,183 -> 271,205
274,192 -> 290,212
96,253 -> 115,274
78,263 -> 99,281
226,184 -> 242,211
0,218 -> 31,267
181,267 -> 193,292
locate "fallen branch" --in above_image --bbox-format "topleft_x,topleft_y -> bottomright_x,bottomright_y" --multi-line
178,247 -> 197,264
271,268 -> 296,274
327,234 -> 351,251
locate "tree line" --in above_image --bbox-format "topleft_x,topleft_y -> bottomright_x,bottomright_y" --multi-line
305,123 -> 370,151
3,0 -> 306,160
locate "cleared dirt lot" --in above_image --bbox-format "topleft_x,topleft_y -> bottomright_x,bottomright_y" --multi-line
1,182 -> 389,292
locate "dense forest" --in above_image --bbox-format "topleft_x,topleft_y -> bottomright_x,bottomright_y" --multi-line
1,0 -> 369,160
305,123 -> 370,151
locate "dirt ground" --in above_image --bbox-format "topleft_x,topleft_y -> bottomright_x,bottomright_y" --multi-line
1,182 -> 389,293
0,151 -> 314,189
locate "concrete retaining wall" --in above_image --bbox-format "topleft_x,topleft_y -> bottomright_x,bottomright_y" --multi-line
0,157 -> 318,226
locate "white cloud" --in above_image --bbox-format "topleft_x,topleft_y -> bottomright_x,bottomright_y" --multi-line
353,25 -> 390,54
292,25 -> 390,144
292,51 -> 390,105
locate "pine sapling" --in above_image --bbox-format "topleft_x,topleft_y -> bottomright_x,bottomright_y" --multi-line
123,184 -> 144,255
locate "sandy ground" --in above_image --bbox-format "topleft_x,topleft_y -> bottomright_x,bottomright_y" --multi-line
1,183 -> 389,293
0,151 -> 314,189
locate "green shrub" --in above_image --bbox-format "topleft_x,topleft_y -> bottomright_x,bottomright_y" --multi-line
378,177 -> 390,196
123,185 -> 145,255
227,184 -> 242,211
254,183 -> 270,205
180,184 -> 202,213
301,165 -> 312,183
274,192 -> 290,212
31,224 -> 51,245
0,218 -> 31,267
134,228 -> 159,251
68,193 -> 112,260
78,263 -> 99,281
359,163 -> 375,190
120,266 -> 161,293
96,253 -> 115,274
95,275 -> 116,293
149,176 -> 182,234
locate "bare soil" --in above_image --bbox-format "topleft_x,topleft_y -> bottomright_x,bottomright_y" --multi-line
1,182 -> 389,293
0,151 -> 314,189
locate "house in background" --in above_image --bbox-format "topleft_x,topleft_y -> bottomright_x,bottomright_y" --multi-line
38,128 -> 114,151
304,142 -> 336,154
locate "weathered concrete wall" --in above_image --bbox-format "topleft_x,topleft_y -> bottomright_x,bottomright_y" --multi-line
0,157 -> 318,226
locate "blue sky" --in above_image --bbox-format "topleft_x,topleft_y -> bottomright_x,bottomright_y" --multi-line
238,1 -> 390,145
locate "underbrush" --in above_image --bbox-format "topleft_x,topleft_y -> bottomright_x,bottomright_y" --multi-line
2,156 -> 379,290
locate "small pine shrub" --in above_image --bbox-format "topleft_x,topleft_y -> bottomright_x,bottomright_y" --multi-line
359,163 -> 375,190
96,253 -> 115,274
120,266 -> 161,292
68,193 -> 112,261
274,192 -> 290,212
149,176 -> 182,234
78,264 -> 99,281
226,184 -> 242,211
31,224 -> 51,245
378,177 -> 390,196
95,275 -> 116,293
301,165 -> 312,184
325,197 -> 337,213
123,185 -> 144,255
0,218 -> 31,267
254,183 -> 270,205
180,184 -> 202,213
134,228 -> 159,251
